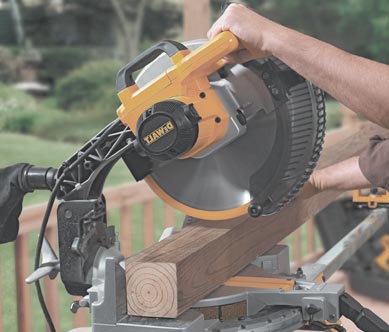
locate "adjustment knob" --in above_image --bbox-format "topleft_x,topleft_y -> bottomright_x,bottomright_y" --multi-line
136,100 -> 200,161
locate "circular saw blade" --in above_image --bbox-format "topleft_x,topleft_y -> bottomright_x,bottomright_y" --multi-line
136,40 -> 325,220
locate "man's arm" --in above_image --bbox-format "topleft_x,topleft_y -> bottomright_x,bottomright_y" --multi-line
208,4 -> 389,128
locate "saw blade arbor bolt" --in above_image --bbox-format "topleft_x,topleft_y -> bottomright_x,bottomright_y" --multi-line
64,210 -> 73,219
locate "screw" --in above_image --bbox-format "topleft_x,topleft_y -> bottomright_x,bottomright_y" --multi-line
249,204 -> 262,217
65,210 -> 73,219
215,117 -> 221,123
271,87 -> 279,95
70,301 -> 80,313
199,92 -> 206,98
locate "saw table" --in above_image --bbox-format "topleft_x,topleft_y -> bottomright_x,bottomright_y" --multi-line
54,209 -> 388,332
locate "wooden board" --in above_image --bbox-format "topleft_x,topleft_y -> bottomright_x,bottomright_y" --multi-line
126,122 -> 389,318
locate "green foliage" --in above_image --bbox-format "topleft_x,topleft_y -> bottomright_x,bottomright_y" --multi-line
325,100 -> 343,130
0,83 -> 68,134
0,47 -> 21,83
3,112 -> 35,133
335,0 -> 389,63
143,1 -> 182,41
32,110 -> 116,143
55,59 -> 121,112
39,47 -> 96,84
0,78 -> 118,144
234,0 -> 389,64
0,84 -> 38,130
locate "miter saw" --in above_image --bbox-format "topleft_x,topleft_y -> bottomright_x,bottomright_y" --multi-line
0,32 -> 387,332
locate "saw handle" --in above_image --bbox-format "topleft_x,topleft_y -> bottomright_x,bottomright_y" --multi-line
116,40 -> 188,92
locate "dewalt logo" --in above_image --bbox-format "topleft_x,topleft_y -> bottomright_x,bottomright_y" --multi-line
143,121 -> 175,145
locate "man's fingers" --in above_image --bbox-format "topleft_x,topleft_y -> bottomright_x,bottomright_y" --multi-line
208,3 -> 244,39
207,16 -> 225,39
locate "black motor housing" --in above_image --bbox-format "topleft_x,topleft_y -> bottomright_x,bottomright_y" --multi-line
136,100 -> 200,161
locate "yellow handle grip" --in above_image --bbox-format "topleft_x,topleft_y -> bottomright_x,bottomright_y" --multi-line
175,31 -> 240,79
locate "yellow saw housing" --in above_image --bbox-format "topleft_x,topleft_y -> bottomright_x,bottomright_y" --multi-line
115,32 -> 246,220
116,31 -> 239,159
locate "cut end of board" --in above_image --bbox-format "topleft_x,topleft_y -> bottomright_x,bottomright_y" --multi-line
126,261 -> 178,318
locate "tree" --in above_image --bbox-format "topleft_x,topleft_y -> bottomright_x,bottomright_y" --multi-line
10,0 -> 25,46
111,0 -> 182,61
111,0 -> 146,61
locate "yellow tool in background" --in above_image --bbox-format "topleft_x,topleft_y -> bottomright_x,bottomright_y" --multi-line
353,188 -> 389,208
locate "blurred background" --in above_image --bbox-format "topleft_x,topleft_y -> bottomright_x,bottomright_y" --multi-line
0,0 -> 388,331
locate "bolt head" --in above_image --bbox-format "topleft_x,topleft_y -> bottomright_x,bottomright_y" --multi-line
65,210 -> 73,219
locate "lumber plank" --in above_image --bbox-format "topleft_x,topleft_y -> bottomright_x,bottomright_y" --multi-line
126,121 -> 389,318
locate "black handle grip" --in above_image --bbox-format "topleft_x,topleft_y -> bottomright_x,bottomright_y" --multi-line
116,40 -> 188,93
340,292 -> 389,332
0,163 -> 56,244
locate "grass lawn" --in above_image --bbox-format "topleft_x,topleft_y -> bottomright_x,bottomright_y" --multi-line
0,132 -> 184,332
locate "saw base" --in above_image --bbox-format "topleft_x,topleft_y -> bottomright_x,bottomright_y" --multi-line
68,209 -> 388,332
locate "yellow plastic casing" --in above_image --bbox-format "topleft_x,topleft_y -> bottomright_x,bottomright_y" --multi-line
352,189 -> 389,208
117,32 -> 246,220
116,31 -> 239,158
375,235 -> 389,272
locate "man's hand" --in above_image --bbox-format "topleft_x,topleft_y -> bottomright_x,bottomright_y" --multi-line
208,4 -> 389,129
300,156 -> 372,199
208,4 -> 277,62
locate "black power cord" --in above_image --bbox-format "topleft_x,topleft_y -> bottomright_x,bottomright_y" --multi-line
34,177 -> 63,332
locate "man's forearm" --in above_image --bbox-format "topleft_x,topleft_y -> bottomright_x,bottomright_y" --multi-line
268,27 -> 389,128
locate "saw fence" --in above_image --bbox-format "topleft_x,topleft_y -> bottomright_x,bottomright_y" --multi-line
0,109 -> 379,332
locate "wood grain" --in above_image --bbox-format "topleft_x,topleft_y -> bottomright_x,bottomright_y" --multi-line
125,121 -> 388,318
